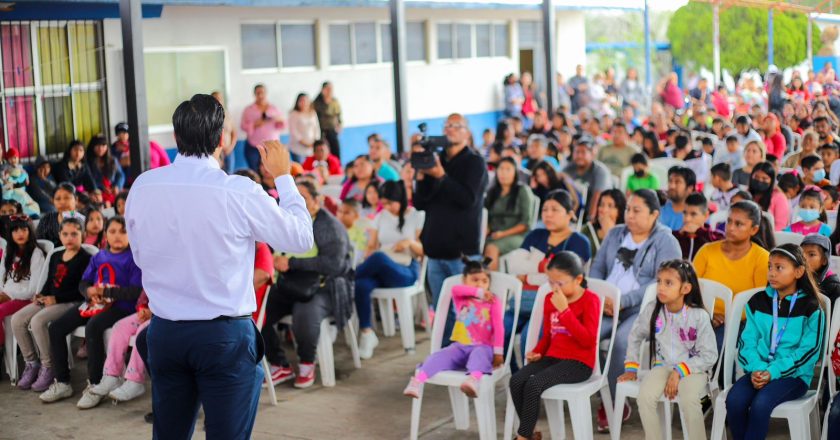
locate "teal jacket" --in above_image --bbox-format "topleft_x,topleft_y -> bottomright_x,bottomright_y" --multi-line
737,287 -> 825,385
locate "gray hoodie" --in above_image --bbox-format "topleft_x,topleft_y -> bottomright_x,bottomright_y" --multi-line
624,302 -> 718,377
589,223 -> 682,313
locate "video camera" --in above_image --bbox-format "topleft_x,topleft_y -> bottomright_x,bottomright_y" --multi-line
410,123 -> 450,170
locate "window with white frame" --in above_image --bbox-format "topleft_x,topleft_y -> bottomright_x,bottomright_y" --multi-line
380,21 -> 427,63
436,22 -> 509,61
329,22 -> 397,66
241,22 -> 315,70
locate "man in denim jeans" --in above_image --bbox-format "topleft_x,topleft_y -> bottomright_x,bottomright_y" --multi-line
412,113 -> 488,344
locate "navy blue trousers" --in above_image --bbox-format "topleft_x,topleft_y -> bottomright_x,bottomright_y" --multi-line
147,316 -> 264,440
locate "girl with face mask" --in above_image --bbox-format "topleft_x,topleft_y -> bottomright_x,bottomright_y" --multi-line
748,161 -> 790,231
784,188 -> 832,237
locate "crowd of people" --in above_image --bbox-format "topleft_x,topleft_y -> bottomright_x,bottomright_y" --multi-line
7,62 -> 840,439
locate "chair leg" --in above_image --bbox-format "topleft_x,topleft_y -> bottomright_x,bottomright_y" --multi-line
262,357 -> 277,406
503,393 -> 517,440
409,385 -> 424,440
610,387 -> 628,440
66,335 -> 74,370
377,298 -> 395,337
395,295 -> 416,353
568,397 -> 594,440
448,386 -> 471,430
344,321 -> 362,369
789,411 -> 812,440
545,398 -> 566,440
316,321 -> 335,387
418,291 -> 431,337
710,394 -> 728,440
661,400 -> 672,440
675,400 -> 689,440
810,405 -> 821,440
600,385 -> 615,435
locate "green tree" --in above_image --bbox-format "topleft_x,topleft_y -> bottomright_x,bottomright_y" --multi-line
667,2 -> 820,75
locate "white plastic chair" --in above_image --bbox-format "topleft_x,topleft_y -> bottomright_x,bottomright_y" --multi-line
821,303 -> 840,440
619,166 -> 634,192
503,278 -> 620,440
709,288 -> 831,440
479,208 -> 488,252
409,272 -> 522,440
774,231 -> 804,247
530,195 -> 541,229
610,279 -> 732,440
279,311 -> 362,388
100,207 -> 116,219
830,256 -> 840,276
59,245 -> 101,370
708,209 -> 728,230
371,257 -> 430,353
255,285 -> 277,405
321,185 -> 342,200
36,239 -> 54,256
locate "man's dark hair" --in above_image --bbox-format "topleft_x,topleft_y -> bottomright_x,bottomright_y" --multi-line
172,94 -> 225,158
814,116 -> 830,125
700,137 -> 713,146
735,115 -> 750,126
314,139 -> 329,150
630,153 -> 647,166
674,134 -> 690,150
820,142 -> 840,152
685,192 -> 708,213
801,155 -> 822,171
668,165 -> 697,188
253,83 -> 265,94
710,162 -> 731,181
725,135 -> 738,144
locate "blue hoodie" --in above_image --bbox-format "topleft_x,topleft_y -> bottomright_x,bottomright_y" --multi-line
737,286 -> 824,385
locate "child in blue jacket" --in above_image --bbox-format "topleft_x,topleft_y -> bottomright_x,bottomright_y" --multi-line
725,243 -> 825,440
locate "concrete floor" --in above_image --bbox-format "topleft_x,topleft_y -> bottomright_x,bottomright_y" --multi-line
0,329 -> 800,439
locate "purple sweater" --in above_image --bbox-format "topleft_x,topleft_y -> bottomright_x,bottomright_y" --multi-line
80,249 -> 143,312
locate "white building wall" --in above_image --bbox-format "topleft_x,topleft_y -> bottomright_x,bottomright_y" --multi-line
101,5 -> 586,156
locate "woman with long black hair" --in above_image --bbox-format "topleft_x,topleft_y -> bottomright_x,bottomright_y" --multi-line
483,157 -> 536,270
748,161 -> 790,230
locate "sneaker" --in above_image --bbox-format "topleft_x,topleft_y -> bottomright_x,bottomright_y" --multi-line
701,395 -> 712,417
268,365 -> 295,386
30,367 -> 55,393
459,376 -> 479,398
109,380 -> 146,402
403,376 -> 421,398
17,362 -> 41,390
77,382 -> 105,409
294,363 -> 316,389
39,380 -> 73,403
144,412 -> 154,424
623,402 -> 632,421
90,375 -> 122,396
358,331 -> 379,360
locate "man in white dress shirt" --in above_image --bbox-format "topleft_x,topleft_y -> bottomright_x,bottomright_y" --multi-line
126,94 -> 313,439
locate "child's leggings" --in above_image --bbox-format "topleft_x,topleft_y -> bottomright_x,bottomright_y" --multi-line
637,366 -> 708,440
416,342 -> 493,382
725,374 -> 807,440
509,357 -> 591,438
103,314 -> 150,383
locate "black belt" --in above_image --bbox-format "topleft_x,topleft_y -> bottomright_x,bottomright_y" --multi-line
212,315 -> 251,321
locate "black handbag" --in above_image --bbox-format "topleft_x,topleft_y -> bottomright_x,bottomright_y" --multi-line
275,270 -> 322,302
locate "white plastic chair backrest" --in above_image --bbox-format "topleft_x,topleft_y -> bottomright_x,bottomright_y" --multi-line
649,157 -> 686,172
647,165 -> 669,191
583,278 -> 621,376
708,209 -> 728,229
830,256 -> 840,276
530,195 -> 540,228
81,244 -> 100,256
417,257 -> 429,289
0,237 -> 6,252
640,283 -> 657,312
774,231 -> 804,247
828,302 -> 840,400
37,239 -> 54,256
255,281 -> 270,330
321,185 -> 342,200
101,207 -> 116,219
326,174 -> 345,186
699,278 -> 733,319
431,272 -> 523,370
619,166 -> 633,192
479,208 -> 489,251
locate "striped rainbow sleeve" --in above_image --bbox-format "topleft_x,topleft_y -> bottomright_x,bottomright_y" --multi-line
624,362 -> 640,373
675,362 -> 691,378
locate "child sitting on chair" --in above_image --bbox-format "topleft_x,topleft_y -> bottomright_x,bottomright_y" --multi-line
508,251 -> 600,440
403,257 -> 503,399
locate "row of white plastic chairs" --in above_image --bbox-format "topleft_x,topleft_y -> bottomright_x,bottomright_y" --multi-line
410,270 -> 838,440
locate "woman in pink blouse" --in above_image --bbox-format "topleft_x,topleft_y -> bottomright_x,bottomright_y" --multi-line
240,84 -> 285,172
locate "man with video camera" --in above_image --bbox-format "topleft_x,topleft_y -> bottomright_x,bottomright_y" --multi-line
412,113 -> 488,343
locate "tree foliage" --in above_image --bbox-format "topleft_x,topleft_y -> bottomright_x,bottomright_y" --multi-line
667,2 -> 821,75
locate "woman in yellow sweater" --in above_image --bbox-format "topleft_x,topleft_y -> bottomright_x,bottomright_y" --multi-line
693,200 -> 773,350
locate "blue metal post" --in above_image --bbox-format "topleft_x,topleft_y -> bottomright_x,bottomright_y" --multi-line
644,0 -> 652,89
768,9 -> 774,66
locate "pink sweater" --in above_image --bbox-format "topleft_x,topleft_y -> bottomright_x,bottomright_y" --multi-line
767,189 -> 791,231
450,285 -> 505,355
240,103 -> 285,146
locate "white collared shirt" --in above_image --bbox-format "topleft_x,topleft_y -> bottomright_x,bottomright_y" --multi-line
126,154 -> 313,320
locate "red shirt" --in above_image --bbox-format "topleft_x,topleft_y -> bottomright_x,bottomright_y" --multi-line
532,289 -> 600,369
252,242 -> 273,321
763,132 -> 786,160
302,155 -> 342,176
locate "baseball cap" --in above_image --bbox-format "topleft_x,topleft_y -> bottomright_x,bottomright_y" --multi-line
115,122 -> 129,134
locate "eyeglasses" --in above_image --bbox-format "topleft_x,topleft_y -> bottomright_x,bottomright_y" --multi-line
444,123 -> 465,129
9,215 -> 29,222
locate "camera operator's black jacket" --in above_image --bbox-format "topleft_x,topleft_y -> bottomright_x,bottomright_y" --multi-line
414,146 -> 488,259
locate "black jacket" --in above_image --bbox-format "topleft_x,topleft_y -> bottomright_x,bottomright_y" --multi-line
414,146 -> 488,259
819,268 -> 840,307
52,160 -> 96,193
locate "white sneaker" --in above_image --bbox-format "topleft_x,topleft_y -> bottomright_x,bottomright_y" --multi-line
90,375 -> 122,396
39,380 -> 73,403
109,380 -> 146,402
358,331 -> 379,360
76,383 -> 105,409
